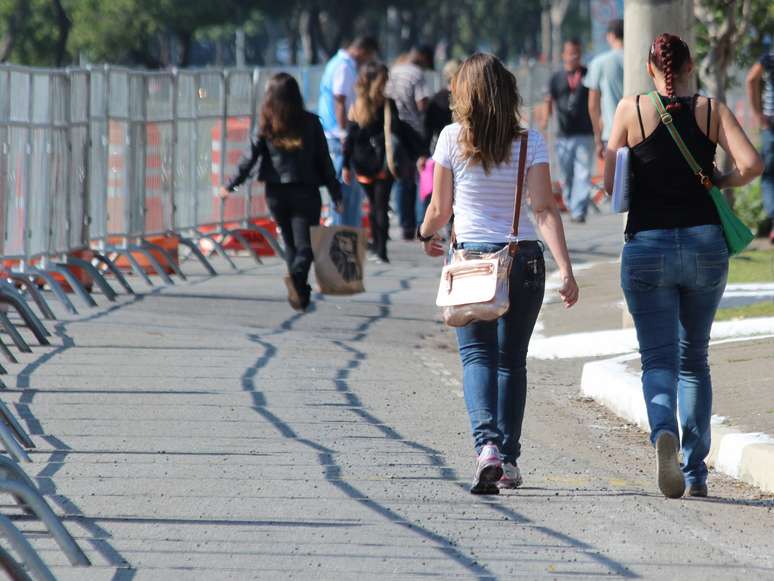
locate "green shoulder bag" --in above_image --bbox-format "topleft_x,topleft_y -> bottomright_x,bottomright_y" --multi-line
648,91 -> 753,255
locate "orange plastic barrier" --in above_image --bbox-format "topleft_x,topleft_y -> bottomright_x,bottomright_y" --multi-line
111,235 -> 179,274
3,250 -> 95,293
198,218 -> 278,257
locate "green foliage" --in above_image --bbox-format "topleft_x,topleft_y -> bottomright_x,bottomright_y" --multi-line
0,0 -> 564,68
734,180 -> 769,234
695,0 -> 774,77
0,0 -> 61,66
66,0 -> 157,65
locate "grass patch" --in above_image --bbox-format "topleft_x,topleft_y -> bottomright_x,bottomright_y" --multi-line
728,249 -> 774,284
715,301 -> 774,321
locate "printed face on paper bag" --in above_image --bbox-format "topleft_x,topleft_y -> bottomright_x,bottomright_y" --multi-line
329,231 -> 362,283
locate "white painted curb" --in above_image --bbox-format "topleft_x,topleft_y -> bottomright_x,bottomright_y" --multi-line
530,316 -> 774,360
580,336 -> 774,494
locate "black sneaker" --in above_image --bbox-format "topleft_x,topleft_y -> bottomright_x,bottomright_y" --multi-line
299,284 -> 312,312
655,431 -> 685,499
688,483 -> 708,498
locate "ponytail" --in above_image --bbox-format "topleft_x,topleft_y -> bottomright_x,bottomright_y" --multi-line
649,33 -> 691,113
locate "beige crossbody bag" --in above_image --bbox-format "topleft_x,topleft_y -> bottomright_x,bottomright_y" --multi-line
435,133 -> 529,327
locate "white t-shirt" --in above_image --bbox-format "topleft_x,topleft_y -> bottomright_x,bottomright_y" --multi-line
332,51 -> 357,119
432,124 -> 548,243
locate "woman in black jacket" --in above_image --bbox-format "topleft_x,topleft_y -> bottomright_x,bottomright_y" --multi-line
342,62 -> 427,263
221,73 -> 341,312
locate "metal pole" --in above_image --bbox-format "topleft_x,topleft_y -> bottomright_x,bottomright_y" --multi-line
219,70 -> 228,230
169,68 -> 178,235
21,72 -> 34,271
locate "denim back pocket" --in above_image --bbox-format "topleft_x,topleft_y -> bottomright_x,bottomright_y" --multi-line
696,253 -> 729,289
523,255 -> 546,290
621,255 -> 664,291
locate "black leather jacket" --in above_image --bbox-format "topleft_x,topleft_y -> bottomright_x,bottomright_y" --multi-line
226,111 -> 341,203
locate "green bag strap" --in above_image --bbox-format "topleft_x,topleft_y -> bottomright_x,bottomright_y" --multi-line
647,91 -> 713,191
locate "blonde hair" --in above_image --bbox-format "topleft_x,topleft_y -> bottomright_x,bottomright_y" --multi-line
452,53 -> 524,173
349,62 -> 388,127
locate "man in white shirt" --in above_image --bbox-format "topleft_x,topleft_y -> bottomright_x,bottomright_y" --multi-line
387,46 -> 434,239
318,36 -> 379,227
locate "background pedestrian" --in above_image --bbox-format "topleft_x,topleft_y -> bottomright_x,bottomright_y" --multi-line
585,19 -> 624,160
318,36 -> 380,227
746,47 -> 774,243
543,39 -> 595,224
222,73 -> 342,312
387,45 -> 434,240
343,62 -> 427,264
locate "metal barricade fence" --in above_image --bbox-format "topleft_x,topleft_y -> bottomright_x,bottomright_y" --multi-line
221,70 -> 253,227
144,73 -> 175,237
0,62 -> 554,268
67,70 -> 91,253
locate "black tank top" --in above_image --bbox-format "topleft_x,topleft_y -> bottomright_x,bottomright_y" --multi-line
626,94 -> 720,235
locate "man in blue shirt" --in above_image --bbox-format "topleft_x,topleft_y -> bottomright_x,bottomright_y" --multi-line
584,19 -> 624,160
319,36 -> 379,227
747,49 -> 774,243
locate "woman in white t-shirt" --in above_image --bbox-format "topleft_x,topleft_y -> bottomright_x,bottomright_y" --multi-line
418,53 -> 579,495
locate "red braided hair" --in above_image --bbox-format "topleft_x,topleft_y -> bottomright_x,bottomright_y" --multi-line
649,33 -> 691,112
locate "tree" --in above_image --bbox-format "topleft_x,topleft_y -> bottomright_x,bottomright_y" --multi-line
0,0 -> 28,62
694,0 -> 755,103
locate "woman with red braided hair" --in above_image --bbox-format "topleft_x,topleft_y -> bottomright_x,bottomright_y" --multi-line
604,33 -> 763,499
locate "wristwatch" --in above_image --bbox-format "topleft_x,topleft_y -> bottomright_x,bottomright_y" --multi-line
417,226 -> 434,242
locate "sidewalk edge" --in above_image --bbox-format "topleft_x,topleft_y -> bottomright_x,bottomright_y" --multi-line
580,354 -> 774,495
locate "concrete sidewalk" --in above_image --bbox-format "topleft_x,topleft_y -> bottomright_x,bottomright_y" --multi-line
556,259 -> 774,493
1,213 -> 773,579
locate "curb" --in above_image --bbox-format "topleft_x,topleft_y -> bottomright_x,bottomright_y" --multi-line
580,336 -> 774,494
530,316 -> 774,360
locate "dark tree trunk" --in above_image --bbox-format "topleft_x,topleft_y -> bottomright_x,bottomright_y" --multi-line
286,10 -> 300,65
0,0 -> 28,62
300,5 -> 321,65
51,0 -> 71,67
178,31 -> 193,68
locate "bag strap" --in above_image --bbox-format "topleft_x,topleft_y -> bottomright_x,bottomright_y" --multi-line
647,91 -> 713,191
384,100 -> 398,178
510,132 -> 529,241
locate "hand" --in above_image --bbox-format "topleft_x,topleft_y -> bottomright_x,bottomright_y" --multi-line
342,167 -> 351,185
558,272 -> 579,308
333,200 -> 344,215
422,233 -> 446,257
595,139 -> 605,160
218,186 -> 231,199
417,156 -> 428,173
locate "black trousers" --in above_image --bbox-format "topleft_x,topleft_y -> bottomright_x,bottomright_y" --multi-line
361,178 -> 393,260
266,183 -> 322,291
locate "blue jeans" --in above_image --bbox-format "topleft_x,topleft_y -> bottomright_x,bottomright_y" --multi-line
555,135 -> 595,219
327,138 -> 362,227
762,127 -> 774,219
621,225 -> 729,486
455,241 -> 545,464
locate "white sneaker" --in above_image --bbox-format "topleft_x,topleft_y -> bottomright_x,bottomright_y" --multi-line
497,462 -> 523,489
470,443 -> 503,495
655,431 -> 685,498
